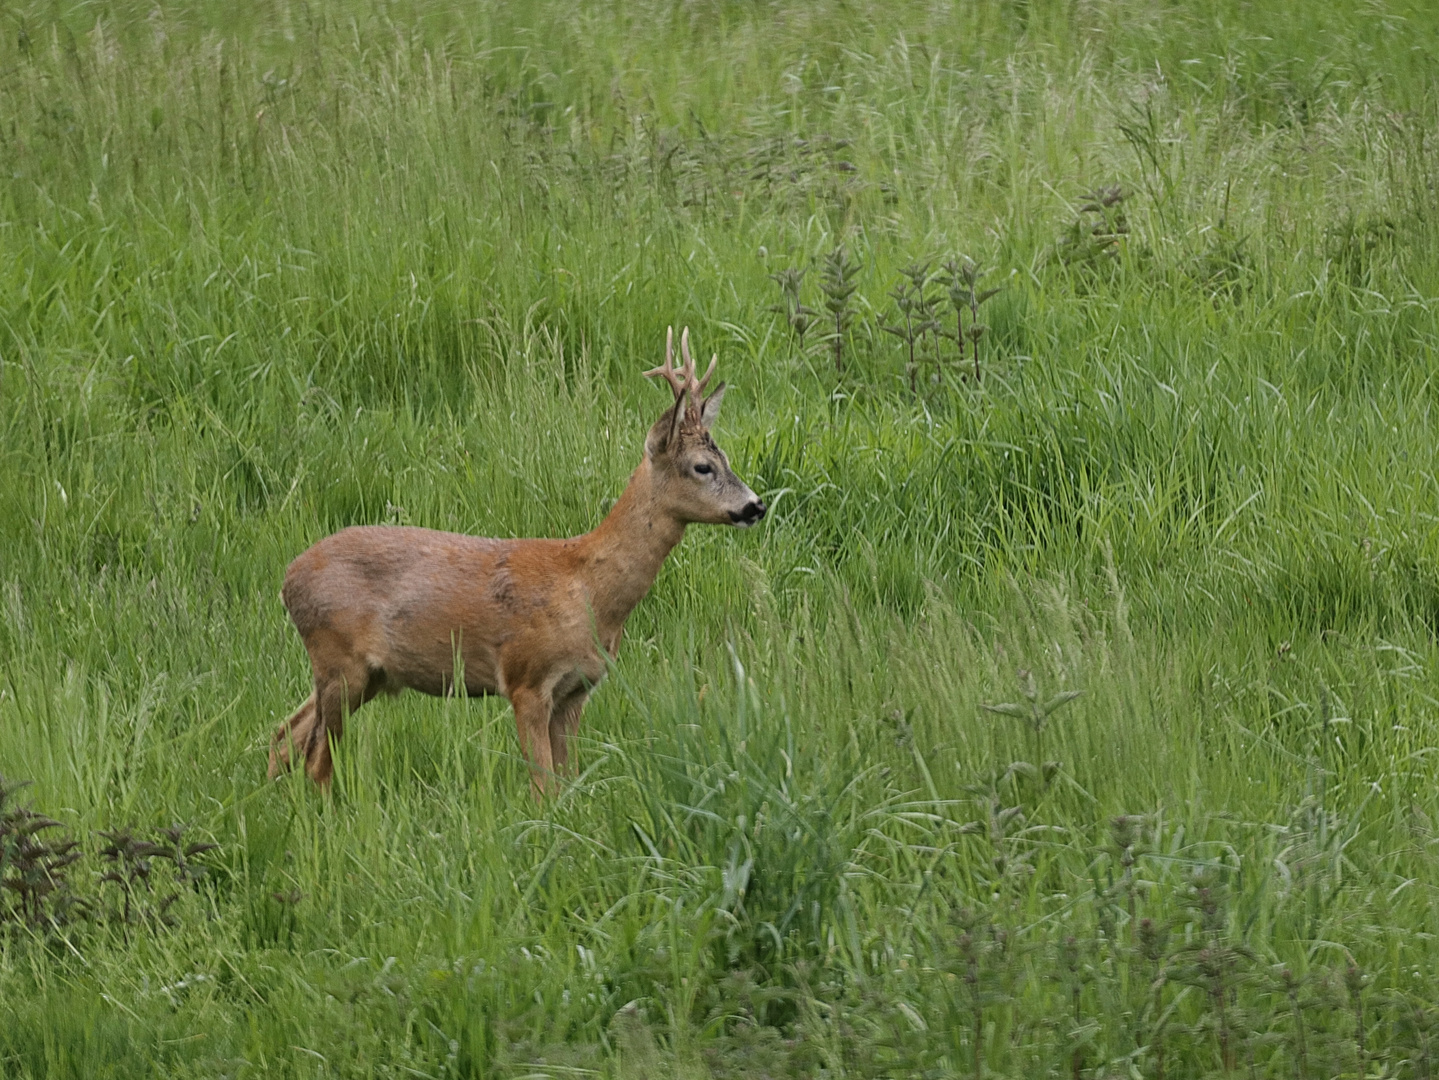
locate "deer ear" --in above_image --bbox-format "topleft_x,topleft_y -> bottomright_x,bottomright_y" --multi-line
645,403 -> 680,458
700,382 -> 727,429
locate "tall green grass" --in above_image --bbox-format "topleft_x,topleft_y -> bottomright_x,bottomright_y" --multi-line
4,0 -> 1439,1074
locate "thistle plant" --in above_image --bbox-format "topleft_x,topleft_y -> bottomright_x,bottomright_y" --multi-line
1167,867 -> 1255,1074
3,774 -> 218,938
98,827 -> 169,930
1052,185 -> 1129,270
1393,995 -> 1439,1080
819,244 -> 860,375
1060,934 -> 1089,1080
940,257 -> 1001,383
882,260 -> 941,395
99,823 -> 217,933
155,823 -> 220,887
969,772 -> 1033,889
768,265 -> 815,350
945,906 -> 1011,1080
1109,814 -> 1144,940
0,774 -> 84,931
1138,917 -> 1171,1080
981,667 -> 1082,776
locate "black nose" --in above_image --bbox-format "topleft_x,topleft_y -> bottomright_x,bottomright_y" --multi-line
731,500 -> 766,525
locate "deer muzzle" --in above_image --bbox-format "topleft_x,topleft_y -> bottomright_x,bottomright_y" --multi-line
730,499 -> 767,528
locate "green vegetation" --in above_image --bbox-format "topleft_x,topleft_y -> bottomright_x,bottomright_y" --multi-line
4,0 -> 1439,1074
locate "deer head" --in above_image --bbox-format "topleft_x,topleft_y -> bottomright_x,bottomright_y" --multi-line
643,327 -> 766,528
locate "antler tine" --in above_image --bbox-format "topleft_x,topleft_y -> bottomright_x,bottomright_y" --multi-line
678,327 -> 711,412
697,353 -> 718,395
678,327 -> 697,383
643,326 -> 687,399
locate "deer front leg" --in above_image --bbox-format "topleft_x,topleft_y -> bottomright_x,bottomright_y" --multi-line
508,686 -> 556,798
548,690 -> 590,776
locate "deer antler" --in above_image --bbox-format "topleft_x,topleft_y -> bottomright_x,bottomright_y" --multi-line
644,326 -> 717,417
644,327 -> 687,399
679,329 -> 718,405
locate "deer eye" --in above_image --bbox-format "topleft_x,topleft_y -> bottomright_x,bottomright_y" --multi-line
694,463 -> 713,476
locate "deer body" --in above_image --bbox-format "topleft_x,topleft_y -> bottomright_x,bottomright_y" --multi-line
270,328 -> 764,793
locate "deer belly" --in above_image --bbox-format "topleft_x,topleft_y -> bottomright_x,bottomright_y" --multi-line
381,618 -> 501,698
390,658 -> 500,699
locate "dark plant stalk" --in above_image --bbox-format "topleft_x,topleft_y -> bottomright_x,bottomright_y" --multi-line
1419,1004 -> 1433,1080
969,285 -> 981,382
1064,935 -> 1084,1080
1154,994 -> 1166,1080
1141,920 -> 1166,1079
1212,949 -> 1235,1074
1284,969 -> 1308,1080
1110,816 -> 1140,946
820,245 -> 859,375
1346,964 -> 1366,1079
956,302 -> 966,373
904,306 -> 917,394
961,930 -> 982,1080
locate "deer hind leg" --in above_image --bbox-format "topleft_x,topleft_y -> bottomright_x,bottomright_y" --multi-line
548,691 -> 590,777
307,661 -> 379,787
268,694 -> 319,779
508,686 -> 556,799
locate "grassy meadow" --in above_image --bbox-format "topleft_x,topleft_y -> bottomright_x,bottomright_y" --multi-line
5,0 -> 1439,1074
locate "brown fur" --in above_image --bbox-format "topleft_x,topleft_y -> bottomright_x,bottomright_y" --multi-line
269,328 -> 765,795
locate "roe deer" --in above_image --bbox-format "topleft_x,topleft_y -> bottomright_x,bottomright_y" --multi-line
269,327 -> 766,795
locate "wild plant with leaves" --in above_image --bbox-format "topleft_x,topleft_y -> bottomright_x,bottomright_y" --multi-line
99,824 -> 217,932
1051,185 -> 1129,270
980,667 -> 1081,774
818,243 -> 860,375
767,265 -> 815,351
2,774 -> 216,939
0,775 -> 83,932
882,260 -> 942,394
940,256 -> 1001,382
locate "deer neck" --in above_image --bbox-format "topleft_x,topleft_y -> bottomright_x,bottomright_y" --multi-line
578,458 -> 686,639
